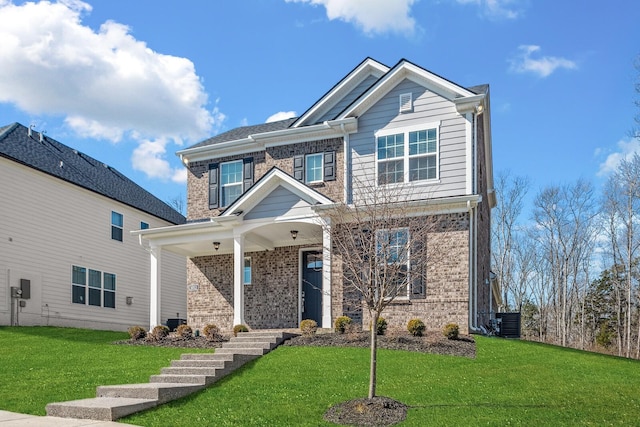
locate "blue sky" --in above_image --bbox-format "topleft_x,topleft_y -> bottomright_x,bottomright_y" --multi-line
0,0 -> 638,212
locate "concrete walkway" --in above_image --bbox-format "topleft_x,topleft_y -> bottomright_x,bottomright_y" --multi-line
0,410 -> 139,426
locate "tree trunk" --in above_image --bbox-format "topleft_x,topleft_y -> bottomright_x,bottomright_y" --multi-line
368,312 -> 378,399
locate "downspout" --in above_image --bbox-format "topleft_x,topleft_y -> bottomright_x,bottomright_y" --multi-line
468,200 -> 479,333
340,123 -> 349,203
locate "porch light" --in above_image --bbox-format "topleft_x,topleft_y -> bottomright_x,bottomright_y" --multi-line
290,230 -> 298,240
213,241 -> 220,251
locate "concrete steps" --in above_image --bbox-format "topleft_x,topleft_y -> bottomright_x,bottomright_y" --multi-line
46,331 -> 297,422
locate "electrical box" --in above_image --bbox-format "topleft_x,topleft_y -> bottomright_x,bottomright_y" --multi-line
20,279 -> 31,300
10,287 -> 22,298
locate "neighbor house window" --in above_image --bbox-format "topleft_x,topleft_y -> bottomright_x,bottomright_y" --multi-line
111,211 -> 123,241
220,160 -> 243,207
140,221 -> 149,230
72,266 -> 87,304
376,228 -> 410,299
376,123 -> 439,185
72,266 -> 116,308
243,257 -> 252,285
305,153 -> 323,183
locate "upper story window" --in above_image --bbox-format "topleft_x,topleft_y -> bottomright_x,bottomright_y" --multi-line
208,157 -> 254,209
376,123 -> 439,185
140,222 -> 149,230
293,151 -> 336,184
305,153 -> 323,183
111,211 -> 123,241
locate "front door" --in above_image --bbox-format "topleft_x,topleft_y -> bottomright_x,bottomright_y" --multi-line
302,251 -> 322,324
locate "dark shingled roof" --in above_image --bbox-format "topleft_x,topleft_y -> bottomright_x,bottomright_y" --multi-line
187,117 -> 297,150
0,123 -> 185,225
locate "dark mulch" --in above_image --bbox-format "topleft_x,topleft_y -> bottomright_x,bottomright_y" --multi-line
113,335 -> 228,349
284,330 -> 476,359
324,396 -> 407,427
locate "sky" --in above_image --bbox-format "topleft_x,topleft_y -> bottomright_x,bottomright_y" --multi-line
0,0 -> 639,214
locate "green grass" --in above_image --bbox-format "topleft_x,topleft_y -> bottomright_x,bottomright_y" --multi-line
1,327 -> 639,426
0,326 -> 210,416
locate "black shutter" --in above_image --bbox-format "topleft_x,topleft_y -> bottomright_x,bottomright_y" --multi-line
324,151 -> 336,181
293,155 -> 304,182
243,157 -> 254,191
208,163 -> 219,209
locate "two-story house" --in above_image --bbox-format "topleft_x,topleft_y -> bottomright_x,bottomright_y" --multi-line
135,58 -> 499,334
0,123 -> 187,331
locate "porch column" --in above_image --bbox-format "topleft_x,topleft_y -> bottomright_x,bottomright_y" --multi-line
149,244 -> 162,330
322,219 -> 332,328
233,233 -> 245,325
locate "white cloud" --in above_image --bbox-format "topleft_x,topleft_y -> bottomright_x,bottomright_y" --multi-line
286,0 -> 417,36
597,137 -> 640,176
0,0 -> 221,181
509,45 -> 577,78
266,111 -> 297,123
456,0 -> 522,20
131,138 -> 187,184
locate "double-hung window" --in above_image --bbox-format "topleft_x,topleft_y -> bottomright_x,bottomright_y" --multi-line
376,123 -> 439,185
111,211 -> 123,241
376,228 -> 410,299
220,160 -> 243,207
305,153 -> 323,184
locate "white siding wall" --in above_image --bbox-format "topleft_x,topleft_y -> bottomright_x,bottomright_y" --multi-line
0,158 -> 186,331
350,79 -> 469,202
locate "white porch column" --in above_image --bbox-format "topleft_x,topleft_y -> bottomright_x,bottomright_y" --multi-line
149,244 -> 162,330
233,233 -> 245,326
322,219 -> 332,328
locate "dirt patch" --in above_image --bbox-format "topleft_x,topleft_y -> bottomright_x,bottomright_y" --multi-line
324,396 -> 407,427
284,330 -> 476,359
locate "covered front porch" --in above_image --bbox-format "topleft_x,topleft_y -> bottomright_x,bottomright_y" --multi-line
133,168 -> 336,331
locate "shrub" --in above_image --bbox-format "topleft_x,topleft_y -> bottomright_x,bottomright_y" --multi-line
300,319 -> 318,337
443,323 -> 459,340
203,324 -> 223,341
127,326 -> 146,340
233,324 -> 249,337
376,317 -> 388,336
334,316 -> 352,334
150,325 -> 169,341
176,324 -> 193,338
407,318 -> 425,337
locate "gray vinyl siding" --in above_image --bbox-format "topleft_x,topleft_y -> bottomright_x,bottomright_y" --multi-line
349,78 -> 469,202
317,74 -> 380,123
244,185 -> 313,220
0,158 -> 186,330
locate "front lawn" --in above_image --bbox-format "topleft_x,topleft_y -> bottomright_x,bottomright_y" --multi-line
0,326 -> 210,416
1,327 -> 639,426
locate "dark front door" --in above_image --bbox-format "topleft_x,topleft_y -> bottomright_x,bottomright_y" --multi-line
302,251 -> 322,324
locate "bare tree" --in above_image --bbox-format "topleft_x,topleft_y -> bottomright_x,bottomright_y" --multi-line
491,171 -> 530,311
167,193 -> 186,216
320,179 -> 452,399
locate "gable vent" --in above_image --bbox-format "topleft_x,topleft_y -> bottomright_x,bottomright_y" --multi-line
399,92 -> 412,113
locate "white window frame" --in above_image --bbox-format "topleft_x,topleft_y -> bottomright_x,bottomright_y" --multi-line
243,257 -> 252,285
375,122 -> 440,186
375,228 -> 410,299
305,153 -> 324,184
220,160 -> 243,207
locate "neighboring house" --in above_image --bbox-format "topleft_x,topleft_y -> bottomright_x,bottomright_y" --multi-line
136,58 -> 500,334
0,123 -> 186,331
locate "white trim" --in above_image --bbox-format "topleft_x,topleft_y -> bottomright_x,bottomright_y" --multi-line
233,233 -> 245,325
